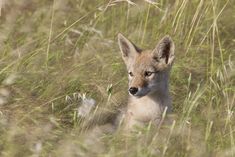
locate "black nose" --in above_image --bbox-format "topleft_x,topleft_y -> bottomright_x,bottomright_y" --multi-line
129,87 -> 138,95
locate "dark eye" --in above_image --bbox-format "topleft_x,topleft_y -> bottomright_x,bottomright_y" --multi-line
145,71 -> 153,77
128,72 -> 134,77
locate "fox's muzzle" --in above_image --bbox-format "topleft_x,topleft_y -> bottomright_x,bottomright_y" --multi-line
129,87 -> 138,95
128,86 -> 151,97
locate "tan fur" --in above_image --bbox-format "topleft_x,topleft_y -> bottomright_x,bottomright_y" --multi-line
117,33 -> 175,130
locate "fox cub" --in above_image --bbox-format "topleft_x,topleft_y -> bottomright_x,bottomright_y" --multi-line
117,33 -> 175,130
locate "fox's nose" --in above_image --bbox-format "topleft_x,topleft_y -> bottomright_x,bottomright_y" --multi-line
129,87 -> 138,95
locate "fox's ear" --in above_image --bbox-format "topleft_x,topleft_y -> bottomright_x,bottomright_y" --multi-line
152,35 -> 175,65
118,33 -> 141,64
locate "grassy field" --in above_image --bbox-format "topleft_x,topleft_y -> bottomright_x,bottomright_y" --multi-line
0,0 -> 234,156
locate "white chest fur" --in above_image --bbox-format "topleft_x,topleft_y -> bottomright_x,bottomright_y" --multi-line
127,96 -> 163,123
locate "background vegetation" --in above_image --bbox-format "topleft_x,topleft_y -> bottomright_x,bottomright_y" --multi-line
0,0 -> 234,156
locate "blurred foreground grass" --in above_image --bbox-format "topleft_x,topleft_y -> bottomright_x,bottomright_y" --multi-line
0,0 -> 234,156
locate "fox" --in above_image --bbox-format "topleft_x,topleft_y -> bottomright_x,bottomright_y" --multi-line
117,33 -> 175,130
78,34 -> 175,153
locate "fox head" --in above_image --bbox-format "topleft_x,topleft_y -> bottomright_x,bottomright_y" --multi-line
118,33 -> 175,97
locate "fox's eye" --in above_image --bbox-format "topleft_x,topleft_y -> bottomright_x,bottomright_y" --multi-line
128,72 -> 134,77
145,71 -> 153,77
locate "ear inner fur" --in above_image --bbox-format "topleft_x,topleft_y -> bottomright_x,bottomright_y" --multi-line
152,36 -> 174,65
117,33 -> 141,58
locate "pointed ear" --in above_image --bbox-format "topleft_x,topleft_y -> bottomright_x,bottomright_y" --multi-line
117,33 -> 141,64
152,36 -> 175,66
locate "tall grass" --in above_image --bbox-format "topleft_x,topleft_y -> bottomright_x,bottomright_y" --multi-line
0,0 -> 234,156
